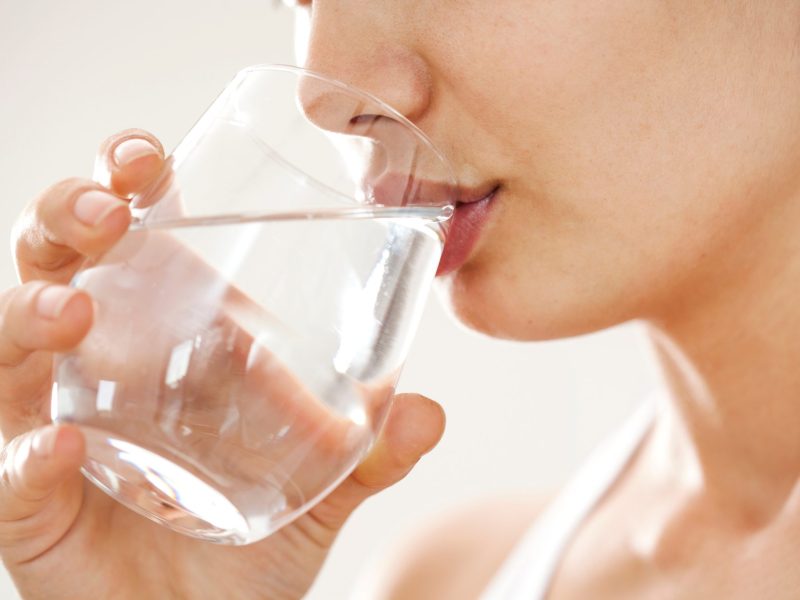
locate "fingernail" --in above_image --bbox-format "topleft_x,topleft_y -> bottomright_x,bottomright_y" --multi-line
112,138 -> 158,168
74,189 -> 123,226
32,426 -> 60,457
36,286 -> 76,320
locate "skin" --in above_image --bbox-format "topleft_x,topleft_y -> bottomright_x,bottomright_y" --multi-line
3,0 -> 800,598
292,1 -> 800,598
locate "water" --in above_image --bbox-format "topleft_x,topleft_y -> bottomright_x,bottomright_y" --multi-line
52,206 -> 445,544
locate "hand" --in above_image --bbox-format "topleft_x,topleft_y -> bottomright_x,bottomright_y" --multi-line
0,130 -> 445,599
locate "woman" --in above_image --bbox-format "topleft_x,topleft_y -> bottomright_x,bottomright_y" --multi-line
2,1 -> 798,598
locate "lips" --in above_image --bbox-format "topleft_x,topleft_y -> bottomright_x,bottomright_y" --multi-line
436,186 -> 499,277
364,173 -> 499,276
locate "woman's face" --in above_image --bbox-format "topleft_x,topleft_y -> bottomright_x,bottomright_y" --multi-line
292,1 -> 800,340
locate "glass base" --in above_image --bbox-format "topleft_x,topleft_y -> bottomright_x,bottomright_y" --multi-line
79,426 -> 260,545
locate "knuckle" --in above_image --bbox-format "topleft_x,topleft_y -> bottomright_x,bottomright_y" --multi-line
16,177 -> 94,242
0,283 -> 40,366
10,211 -> 35,265
18,241 -> 81,277
0,451 -> 13,491
0,282 -> 33,318
11,215 -> 49,270
0,436 -> 20,496
0,284 -> 18,314
12,179 -> 101,278
0,434 -> 46,505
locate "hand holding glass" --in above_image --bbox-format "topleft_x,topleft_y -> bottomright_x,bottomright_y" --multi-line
51,65 -> 457,544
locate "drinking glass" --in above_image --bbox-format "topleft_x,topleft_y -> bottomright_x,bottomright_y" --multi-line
51,64 -> 457,544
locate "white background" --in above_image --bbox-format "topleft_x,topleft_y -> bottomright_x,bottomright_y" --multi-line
0,2 -> 659,598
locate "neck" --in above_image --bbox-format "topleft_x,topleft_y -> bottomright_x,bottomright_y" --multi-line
643,200 -> 800,526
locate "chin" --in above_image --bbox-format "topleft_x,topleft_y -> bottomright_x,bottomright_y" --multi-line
435,261 -> 631,342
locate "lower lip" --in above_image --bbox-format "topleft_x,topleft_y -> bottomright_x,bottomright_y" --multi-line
435,189 -> 499,277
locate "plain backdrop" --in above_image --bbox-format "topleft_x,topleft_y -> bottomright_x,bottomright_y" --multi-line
0,2 -> 661,598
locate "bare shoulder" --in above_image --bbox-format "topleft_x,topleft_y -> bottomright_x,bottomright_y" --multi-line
365,492 -> 551,600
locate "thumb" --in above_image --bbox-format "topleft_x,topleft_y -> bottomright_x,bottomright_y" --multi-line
308,393 -> 446,533
0,424 -> 85,563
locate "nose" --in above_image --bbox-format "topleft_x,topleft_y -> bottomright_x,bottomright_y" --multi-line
292,3 -> 457,209
298,2 -> 433,125
296,71 -> 448,208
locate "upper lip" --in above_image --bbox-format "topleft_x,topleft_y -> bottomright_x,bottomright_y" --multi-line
456,183 -> 500,205
365,172 -> 500,207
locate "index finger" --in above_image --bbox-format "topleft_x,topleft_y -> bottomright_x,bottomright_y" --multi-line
12,130 -> 168,285
93,128 -> 166,198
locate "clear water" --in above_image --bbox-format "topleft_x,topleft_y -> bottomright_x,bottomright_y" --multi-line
52,207 -> 445,544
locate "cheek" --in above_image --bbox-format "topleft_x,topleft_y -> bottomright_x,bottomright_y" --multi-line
427,2 -> 800,339
422,2 -> 678,164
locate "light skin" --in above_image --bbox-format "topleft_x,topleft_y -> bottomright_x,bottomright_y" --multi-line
3,0 -> 800,598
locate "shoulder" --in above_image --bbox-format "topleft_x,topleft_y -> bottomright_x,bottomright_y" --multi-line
363,492 -> 552,600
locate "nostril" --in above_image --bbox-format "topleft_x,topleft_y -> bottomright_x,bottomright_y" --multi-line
349,114 -> 382,126
347,114 -> 387,139
291,67 -> 453,208
296,77 -> 366,135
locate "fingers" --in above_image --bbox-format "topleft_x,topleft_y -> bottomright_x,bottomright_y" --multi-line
0,282 -> 93,438
13,178 -> 132,283
93,128 -> 165,198
349,393 -> 446,489
0,282 -> 94,369
13,130 -> 164,285
0,424 -> 85,565
306,393 -> 445,533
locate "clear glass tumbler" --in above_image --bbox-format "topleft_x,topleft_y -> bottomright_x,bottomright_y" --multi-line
51,64 -> 457,544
